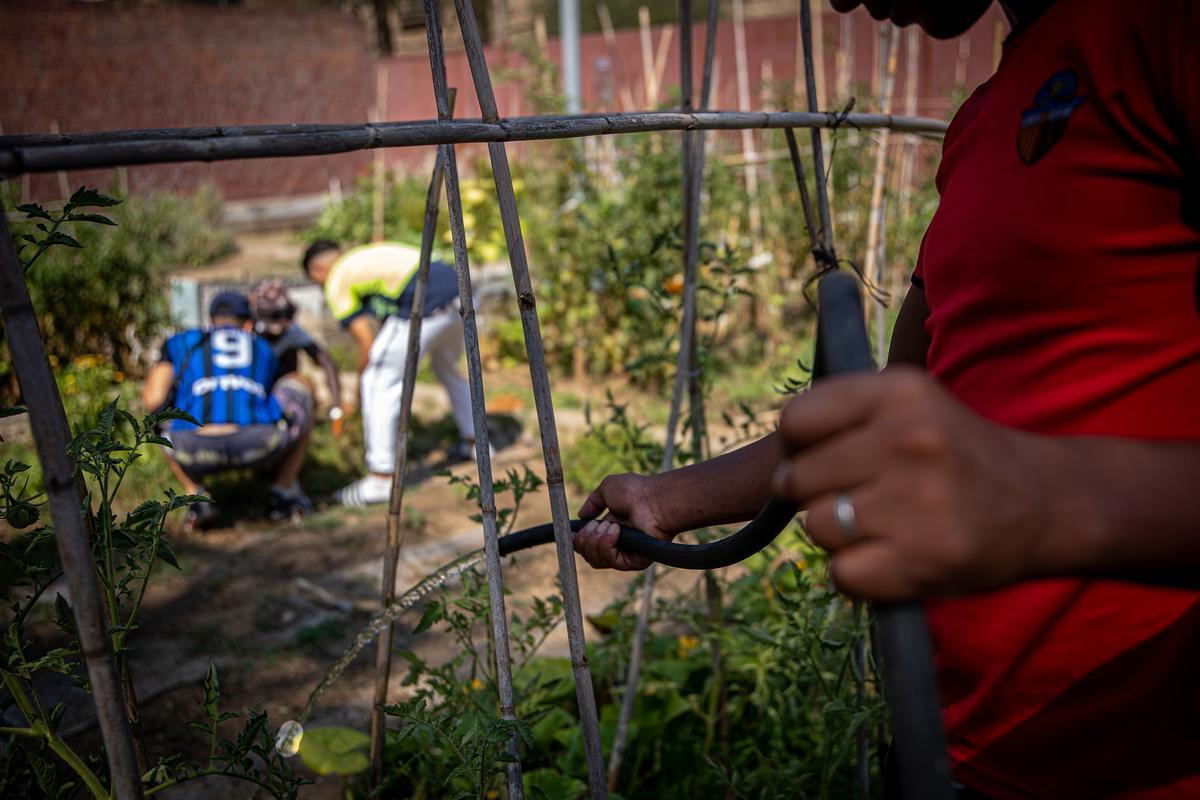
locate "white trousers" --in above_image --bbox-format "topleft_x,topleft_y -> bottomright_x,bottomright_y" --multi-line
361,307 -> 474,474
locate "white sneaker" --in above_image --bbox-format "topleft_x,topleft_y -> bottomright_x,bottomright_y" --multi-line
334,474 -> 393,508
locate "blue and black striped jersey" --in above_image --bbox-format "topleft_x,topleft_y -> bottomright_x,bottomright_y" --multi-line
163,326 -> 282,430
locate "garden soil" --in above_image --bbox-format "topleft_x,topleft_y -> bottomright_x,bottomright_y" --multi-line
59,388 -> 702,798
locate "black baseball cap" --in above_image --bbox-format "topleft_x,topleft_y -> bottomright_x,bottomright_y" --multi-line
209,291 -> 252,321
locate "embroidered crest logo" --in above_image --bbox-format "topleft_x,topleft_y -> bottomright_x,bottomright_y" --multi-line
1017,69 -> 1084,165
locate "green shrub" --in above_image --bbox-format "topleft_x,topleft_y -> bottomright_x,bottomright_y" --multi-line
302,167 -> 511,265
364,537 -> 881,799
1,185 -> 233,401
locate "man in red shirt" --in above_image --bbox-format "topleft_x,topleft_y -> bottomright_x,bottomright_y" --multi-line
574,0 -> 1200,796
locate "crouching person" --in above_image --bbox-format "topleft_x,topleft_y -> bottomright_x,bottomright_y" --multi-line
141,291 -> 315,529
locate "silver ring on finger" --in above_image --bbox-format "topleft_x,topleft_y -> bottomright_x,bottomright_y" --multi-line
833,493 -> 858,541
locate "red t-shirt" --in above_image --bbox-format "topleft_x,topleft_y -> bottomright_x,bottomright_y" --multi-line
913,1 -> 1200,797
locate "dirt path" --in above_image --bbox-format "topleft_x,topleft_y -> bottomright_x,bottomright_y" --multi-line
96,388 -> 702,798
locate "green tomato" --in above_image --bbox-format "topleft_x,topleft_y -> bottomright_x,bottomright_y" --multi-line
6,501 -> 40,529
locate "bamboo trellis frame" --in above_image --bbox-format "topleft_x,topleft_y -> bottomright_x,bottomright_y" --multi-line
0,2 -> 953,796
0,111 -> 945,178
608,0 -> 719,787
446,0 -> 610,790
0,229 -> 145,800
368,89 -> 457,784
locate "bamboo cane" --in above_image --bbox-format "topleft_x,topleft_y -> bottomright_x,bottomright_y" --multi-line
444,0 -> 608,794
800,0 -> 837,262
597,0 -> 636,112
954,37 -> 971,95
896,26 -> 920,223
368,90 -> 457,786
0,112 -> 946,151
0,211 -> 144,799
684,0 -> 718,466
800,3 -> 867,797
638,7 -> 657,106
731,0 -> 763,251
607,0 -> 719,785
835,12 -> 854,106
864,25 -> 899,363
442,144 -> 525,797
371,64 -> 389,243
422,2 -> 528,795
651,26 -> 675,109
0,111 -> 947,177
810,0 -> 827,111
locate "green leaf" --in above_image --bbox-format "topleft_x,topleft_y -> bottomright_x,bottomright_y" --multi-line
126,499 -> 164,523
515,718 -> 535,747
65,212 -> 116,226
53,593 -> 75,634
201,660 -> 220,720
524,767 -> 588,799
152,407 -> 200,428
413,601 -> 445,635
169,493 -> 205,510
43,232 -> 82,249
98,399 -> 118,437
68,186 -> 121,208
16,203 -> 52,221
157,538 -> 181,570
298,726 -> 370,776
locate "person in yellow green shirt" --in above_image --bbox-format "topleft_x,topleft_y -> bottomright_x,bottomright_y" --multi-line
302,239 -> 478,506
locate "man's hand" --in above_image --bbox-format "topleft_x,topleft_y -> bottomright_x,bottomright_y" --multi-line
776,367 -> 1053,602
575,473 -> 674,571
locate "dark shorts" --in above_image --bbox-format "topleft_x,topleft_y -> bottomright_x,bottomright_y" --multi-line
166,376 -> 312,480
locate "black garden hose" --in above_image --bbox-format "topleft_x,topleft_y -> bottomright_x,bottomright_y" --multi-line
497,270 -> 858,569
496,270 -> 955,799
495,500 -> 798,568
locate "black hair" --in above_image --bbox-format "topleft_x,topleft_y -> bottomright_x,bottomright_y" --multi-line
211,312 -> 249,326
302,239 -> 340,275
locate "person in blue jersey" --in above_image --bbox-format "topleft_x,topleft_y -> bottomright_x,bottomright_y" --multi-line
141,292 -> 315,529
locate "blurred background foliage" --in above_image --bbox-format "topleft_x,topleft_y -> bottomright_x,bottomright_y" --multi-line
1,186 -> 233,401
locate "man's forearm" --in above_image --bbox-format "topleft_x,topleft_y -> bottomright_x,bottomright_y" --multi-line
650,432 -> 781,533
1035,436 -> 1200,580
317,351 -> 342,408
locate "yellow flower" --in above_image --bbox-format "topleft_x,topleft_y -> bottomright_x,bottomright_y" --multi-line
677,635 -> 701,659
794,557 -> 807,572
469,678 -> 484,692
113,371 -> 125,383
48,355 -> 59,366
486,791 -> 500,799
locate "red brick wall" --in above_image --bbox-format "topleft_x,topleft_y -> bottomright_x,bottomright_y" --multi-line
378,4 -> 1009,170
3,2 -> 1008,202
1,0 -> 375,202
